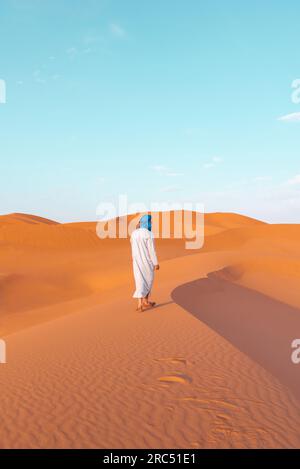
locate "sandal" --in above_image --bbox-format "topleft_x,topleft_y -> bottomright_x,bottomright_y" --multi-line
143,302 -> 156,309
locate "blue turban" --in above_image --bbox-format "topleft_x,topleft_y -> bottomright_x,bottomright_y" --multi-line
139,214 -> 152,231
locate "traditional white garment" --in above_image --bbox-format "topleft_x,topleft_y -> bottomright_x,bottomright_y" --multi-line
130,228 -> 158,298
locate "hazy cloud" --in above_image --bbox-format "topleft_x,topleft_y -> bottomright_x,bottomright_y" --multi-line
160,185 -> 183,193
287,174 -> 300,186
278,112 -> 300,122
203,156 -> 223,169
150,165 -> 184,177
110,22 -> 126,38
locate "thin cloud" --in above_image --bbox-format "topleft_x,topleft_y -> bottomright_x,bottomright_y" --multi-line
33,69 -> 45,84
83,31 -> 103,46
150,165 -> 184,177
160,185 -> 183,193
203,156 -> 223,169
151,165 -> 169,173
166,172 -> 184,177
254,176 -> 272,182
287,174 -> 300,186
110,22 -> 126,38
278,112 -> 300,122
66,47 -> 78,59
183,127 -> 202,136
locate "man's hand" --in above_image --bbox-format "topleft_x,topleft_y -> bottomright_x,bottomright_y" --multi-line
155,264 -> 160,271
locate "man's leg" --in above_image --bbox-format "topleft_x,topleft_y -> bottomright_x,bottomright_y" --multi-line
143,294 -> 149,305
143,294 -> 156,308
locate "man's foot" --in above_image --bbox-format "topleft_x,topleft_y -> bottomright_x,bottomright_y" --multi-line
143,301 -> 156,308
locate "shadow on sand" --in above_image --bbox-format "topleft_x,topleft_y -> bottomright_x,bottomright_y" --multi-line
171,274 -> 300,401
142,301 -> 174,312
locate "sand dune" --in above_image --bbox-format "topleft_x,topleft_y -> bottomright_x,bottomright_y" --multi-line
0,210 -> 259,329
0,211 -> 300,448
0,213 -> 59,226
172,274 -> 300,402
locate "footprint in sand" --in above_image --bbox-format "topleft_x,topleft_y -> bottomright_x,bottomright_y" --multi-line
158,373 -> 192,385
154,357 -> 191,386
177,396 -> 240,412
154,357 -> 188,366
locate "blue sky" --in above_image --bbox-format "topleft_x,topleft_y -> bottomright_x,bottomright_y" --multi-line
0,0 -> 299,222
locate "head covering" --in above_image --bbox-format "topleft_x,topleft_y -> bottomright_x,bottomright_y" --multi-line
139,214 -> 152,231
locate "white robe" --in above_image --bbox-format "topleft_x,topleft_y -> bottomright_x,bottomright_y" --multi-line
130,228 -> 158,298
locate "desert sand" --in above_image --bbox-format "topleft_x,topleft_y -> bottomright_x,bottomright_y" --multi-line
0,211 -> 300,448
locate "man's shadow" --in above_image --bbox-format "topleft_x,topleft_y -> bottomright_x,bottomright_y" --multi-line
143,301 -> 174,312
171,274 -> 300,402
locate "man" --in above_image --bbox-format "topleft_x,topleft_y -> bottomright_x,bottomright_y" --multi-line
130,214 -> 160,312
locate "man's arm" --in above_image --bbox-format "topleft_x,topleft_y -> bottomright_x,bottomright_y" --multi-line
147,235 -> 159,269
